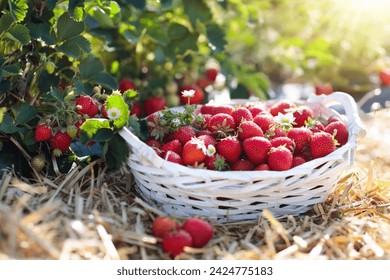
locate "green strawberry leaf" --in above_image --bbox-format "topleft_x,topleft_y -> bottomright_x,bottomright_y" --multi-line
68,0 -> 85,21
7,24 -> 30,45
58,40 -> 81,58
168,23 -> 190,40
8,0 -> 28,22
183,0 -> 212,29
13,102 -> 36,125
123,89 -> 138,101
27,22 -> 56,45
147,26 -> 169,46
93,72 -> 117,90
80,119 -> 111,140
0,13 -> 14,34
0,113 -> 17,133
78,55 -> 105,80
206,23 -> 227,52
105,94 -> 129,129
103,134 -> 130,171
57,12 -> 85,42
92,128 -> 114,142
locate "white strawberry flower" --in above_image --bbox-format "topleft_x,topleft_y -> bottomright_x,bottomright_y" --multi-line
274,112 -> 295,126
181,89 -> 195,98
172,117 -> 181,126
107,107 -> 121,120
205,144 -> 216,156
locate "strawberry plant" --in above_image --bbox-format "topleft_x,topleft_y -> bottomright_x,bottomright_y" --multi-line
0,0 -> 272,177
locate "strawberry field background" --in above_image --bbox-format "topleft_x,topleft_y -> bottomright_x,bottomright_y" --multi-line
0,0 -> 390,261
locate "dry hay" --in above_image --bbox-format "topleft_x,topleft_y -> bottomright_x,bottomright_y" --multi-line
0,110 -> 389,260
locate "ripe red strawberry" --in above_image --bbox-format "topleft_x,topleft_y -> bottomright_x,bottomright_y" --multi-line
196,78 -> 211,89
165,151 -> 183,164
310,132 -> 337,159
208,113 -> 236,134
269,100 -> 295,116
172,126 -> 196,145
75,96 -> 99,118
147,114 -> 168,141
34,124 -> 52,142
232,107 -> 253,125
315,83 -> 333,95
101,105 -> 108,118
216,136 -> 242,163
131,102 -> 142,117
266,125 -> 287,139
143,96 -> 167,116
305,118 -> 325,133
324,121 -> 349,146
253,114 -> 276,133
292,106 -> 313,127
182,217 -> 214,248
162,230 -> 193,258
243,136 -> 272,165
254,163 -> 270,171
205,68 -> 219,82
197,134 -> 217,147
231,159 -> 254,171
196,129 -> 213,137
182,138 -> 207,165
161,139 -> 182,156
200,104 -> 215,115
326,117 -> 339,125
146,139 -> 162,149
74,119 -> 85,138
204,154 -> 227,170
270,136 -> 294,152
292,156 -> 306,167
268,146 -> 293,171
49,131 -> 72,153
119,78 -> 136,92
379,70 -> 390,86
247,105 -> 267,118
146,139 -> 163,156
152,216 -> 180,238
287,127 -> 313,154
212,105 -> 235,115
179,85 -> 204,105
237,121 -> 264,140
192,114 -> 212,130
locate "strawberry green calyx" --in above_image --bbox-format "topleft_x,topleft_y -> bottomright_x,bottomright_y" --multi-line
104,94 -> 129,129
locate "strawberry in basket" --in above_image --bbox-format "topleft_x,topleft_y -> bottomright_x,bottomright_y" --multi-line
141,89 -> 350,172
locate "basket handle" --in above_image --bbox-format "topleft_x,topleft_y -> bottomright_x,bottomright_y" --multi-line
308,91 -> 366,139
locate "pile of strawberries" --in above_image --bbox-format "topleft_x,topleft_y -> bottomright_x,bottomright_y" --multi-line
152,216 -> 214,258
144,99 -> 349,171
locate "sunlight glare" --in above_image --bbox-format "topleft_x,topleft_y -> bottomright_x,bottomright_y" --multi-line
351,0 -> 390,12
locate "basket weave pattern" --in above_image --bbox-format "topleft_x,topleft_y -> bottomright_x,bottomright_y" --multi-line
119,92 -> 365,223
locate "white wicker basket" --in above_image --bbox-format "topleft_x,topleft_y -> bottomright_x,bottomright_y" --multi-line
119,92 -> 365,223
